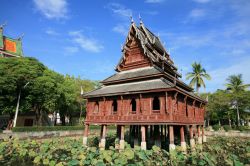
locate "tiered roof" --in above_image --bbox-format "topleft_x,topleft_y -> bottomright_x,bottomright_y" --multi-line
116,21 -> 180,77
0,26 -> 23,57
84,21 -> 205,102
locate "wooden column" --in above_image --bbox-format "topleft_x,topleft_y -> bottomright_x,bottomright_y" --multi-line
154,125 -> 161,147
197,125 -> 202,144
119,125 -> 125,150
189,125 -> 195,149
139,94 -> 142,113
83,124 -> 89,146
141,125 -> 146,150
99,125 -> 107,150
115,125 -> 121,149
165,92 -> 168,113
161,125 -> 163,141
202,125 -> 207,142
134,125 -> 139,146
120,96 -> 123,116
180,126 -> 187,152
169,125 -> 175,151
103,97 -> 106,116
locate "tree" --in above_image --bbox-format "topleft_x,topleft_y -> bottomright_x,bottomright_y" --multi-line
226,74 -> 250,126
0,57 -> 98,127
57,75 -> 97,125
27,69 -> 64,126
226,74 -> 250,92
186,62 -> 211,93
0,57 -> 45,116
203,90 -> 232,126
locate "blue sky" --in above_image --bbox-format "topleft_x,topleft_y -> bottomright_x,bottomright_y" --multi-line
1,0 -> 250,92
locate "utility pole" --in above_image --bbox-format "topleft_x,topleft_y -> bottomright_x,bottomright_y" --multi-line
79,86 -> 84,124
13,82 -> 29,128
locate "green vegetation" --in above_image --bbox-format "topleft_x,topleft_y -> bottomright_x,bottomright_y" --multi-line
223,125 -> 232,132
186,62 -> 211,93
0,57 -> 98,126
12,125 -> 116,132
12,126 -> 85,132
201,74 -> 250,127
0,136 -> 249,166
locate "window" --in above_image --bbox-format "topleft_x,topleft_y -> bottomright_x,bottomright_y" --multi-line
153,96 -> 160,110
131,98 -> 136,113
112,100 -> 118,113
94,101 -> 99,113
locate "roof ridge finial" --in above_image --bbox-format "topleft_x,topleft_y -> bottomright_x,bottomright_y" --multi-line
18,33 -> 24,40
0,21 -> 7,29
130,15 -> 134,24
139,13 -> 143,24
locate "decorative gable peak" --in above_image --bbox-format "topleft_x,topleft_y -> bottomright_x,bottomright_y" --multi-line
116,21 -> 181,78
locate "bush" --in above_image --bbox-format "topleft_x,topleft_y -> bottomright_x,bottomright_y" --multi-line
212,124 -> 221,131
235,126 -> 250,132
0,136 -> 249,165
12,125 -> 116,132
223,125 -> 232,132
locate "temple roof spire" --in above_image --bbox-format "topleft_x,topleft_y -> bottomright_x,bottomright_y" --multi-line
0,22 -> 7,30
130,15 -> 134,24
139,14 -> 143,24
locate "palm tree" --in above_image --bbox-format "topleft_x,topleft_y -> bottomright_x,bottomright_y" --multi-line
226,74 -> 250,92
186,62 -> 211,93
226,74 -> 250,126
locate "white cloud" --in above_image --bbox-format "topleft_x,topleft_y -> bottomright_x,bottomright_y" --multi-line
64,46 -> 79,54
106,3 -> 132,18
69,31 -> 104,53
112,24 -> 128,36
33,0 -> 68,19
193,0 -> 211,3
145,0 -> 165,3
189,9 -> 206,18
45,29 -> 59,36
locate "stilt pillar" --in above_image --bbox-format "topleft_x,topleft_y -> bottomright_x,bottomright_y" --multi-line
83,124 -> 89,146
99,125 -> 107,150
202,125 -> 207,142
169,125 -> 175,151
197,125 -> 202,144
115,125 -> 121,149
180,126 -> 186,152
154,125 -> 161,147
141,125 -> 147,150
134,125 -> 139,146
119,125 -> 125,150
189,125 -> 195,149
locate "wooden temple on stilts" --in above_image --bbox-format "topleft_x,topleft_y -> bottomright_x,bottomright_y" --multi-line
83,18 -> 207,152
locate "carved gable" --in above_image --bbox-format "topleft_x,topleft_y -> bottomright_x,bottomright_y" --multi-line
118,35 -> 151,71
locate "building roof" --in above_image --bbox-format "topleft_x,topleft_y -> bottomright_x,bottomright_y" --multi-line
116,22 -> 180,77
102,66 -> 163,84
0,27 -> 23,57
84,21 -> 206,103
84,78 -> 173,98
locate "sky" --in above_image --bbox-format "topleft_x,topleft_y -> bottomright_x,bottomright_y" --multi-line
0,0 -> 250,92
